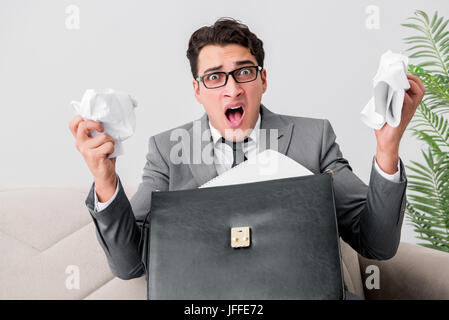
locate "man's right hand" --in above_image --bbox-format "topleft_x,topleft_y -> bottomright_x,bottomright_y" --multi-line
69,115 -> 118,202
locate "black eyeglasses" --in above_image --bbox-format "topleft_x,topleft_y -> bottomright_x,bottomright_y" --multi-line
196,65 -> 263,89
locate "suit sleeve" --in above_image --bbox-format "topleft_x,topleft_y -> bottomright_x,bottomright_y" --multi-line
320,119 -> 407,260
94,178 -> 120,212
85,135 -> 169,279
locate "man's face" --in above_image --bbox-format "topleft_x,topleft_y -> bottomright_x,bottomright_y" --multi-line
193,44 -> 267,141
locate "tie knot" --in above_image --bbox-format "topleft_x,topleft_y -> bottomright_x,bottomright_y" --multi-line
220,137 -> 248,168
221,137 -> 249,150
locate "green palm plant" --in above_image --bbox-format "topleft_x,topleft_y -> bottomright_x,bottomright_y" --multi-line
401,10 -> 449,252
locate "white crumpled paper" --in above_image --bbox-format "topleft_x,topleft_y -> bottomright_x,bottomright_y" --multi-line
71,89 -> 138,158
360,50 -> 410,130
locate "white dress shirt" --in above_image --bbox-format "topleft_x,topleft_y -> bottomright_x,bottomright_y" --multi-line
94,114 -> 400,212
209,114 -> 261,175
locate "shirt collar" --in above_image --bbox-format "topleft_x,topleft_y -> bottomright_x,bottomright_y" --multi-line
208,112 -> 261,145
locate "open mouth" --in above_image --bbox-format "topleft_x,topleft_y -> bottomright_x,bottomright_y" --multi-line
225,105 -> 245,128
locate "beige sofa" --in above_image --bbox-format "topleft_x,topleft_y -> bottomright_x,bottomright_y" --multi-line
1,185 -> 449,300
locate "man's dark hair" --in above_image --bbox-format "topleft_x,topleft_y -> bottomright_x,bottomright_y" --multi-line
186,17 -> 265,79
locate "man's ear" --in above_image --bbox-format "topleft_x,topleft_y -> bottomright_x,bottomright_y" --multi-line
261,69 -> 267,94
193,79 -> 202,104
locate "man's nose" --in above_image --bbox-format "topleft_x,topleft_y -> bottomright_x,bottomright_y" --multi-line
223,75 -> 244,98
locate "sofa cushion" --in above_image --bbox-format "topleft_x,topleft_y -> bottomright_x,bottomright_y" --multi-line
0,185 -> 140,299
84,276 -> 146,300
339,239 -> 365,298
0,187 -> 92,251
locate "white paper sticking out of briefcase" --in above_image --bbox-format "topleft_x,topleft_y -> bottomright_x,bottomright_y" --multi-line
200,149 -> 314,188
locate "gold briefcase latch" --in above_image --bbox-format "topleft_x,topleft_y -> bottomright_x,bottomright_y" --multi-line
231,227 -> 251,248
324,168 -> 334,180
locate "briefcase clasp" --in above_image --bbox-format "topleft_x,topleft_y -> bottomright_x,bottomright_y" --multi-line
231,227 -> 251,248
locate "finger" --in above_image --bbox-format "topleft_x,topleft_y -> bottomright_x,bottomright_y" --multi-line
416,77 -> 425,94
406,73 -> 419,81
76,120 -> 104,143
69,115 -> 84,138
400,93 -> 415,128
85,133 -> 115,150
404,92 -> 413,108
95,141 -> 115,158
406,77 -> 423,98
407,74 -> 426,93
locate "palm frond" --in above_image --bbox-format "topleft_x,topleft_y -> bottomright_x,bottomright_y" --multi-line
402,10 -> 449,77
402,10 -> 449,253
409,101 -> 449,152
405,133 -> 449,252
408,65 -> 449,114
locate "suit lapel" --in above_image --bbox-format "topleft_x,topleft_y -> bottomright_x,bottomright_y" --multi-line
186,104 -> 294,187
185,112 -> 218,187
259,104 -> 294,155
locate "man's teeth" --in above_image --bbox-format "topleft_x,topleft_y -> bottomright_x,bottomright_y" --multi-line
229,106 -> 242,110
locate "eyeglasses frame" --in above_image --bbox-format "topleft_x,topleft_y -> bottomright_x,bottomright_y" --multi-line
195,65 -> 263,89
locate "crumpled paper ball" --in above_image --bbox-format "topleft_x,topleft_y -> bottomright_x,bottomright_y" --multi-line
361,50 -> 411,130
71,89 -> 138,158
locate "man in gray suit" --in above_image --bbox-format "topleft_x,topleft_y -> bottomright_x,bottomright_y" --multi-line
68,18 -> 425,296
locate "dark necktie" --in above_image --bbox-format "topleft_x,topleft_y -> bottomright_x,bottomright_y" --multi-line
221,137 -> 248,168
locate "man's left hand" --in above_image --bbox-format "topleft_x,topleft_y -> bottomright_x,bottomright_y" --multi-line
374,74 -> 426,174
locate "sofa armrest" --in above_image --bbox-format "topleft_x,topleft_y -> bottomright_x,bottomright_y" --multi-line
358,242 -> 449,299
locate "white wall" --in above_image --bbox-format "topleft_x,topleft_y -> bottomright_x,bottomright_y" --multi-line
1,0 -> 448,244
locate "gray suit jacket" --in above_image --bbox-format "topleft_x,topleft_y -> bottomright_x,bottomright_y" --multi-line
85,104 -> 407,280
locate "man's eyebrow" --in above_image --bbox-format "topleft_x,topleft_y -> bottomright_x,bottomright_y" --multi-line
202,60 -> 257,75
203,65 -> 223,74
235,60 -> 256,66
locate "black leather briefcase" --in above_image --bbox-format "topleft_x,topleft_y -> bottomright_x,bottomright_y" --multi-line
141,172 -> 345,300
